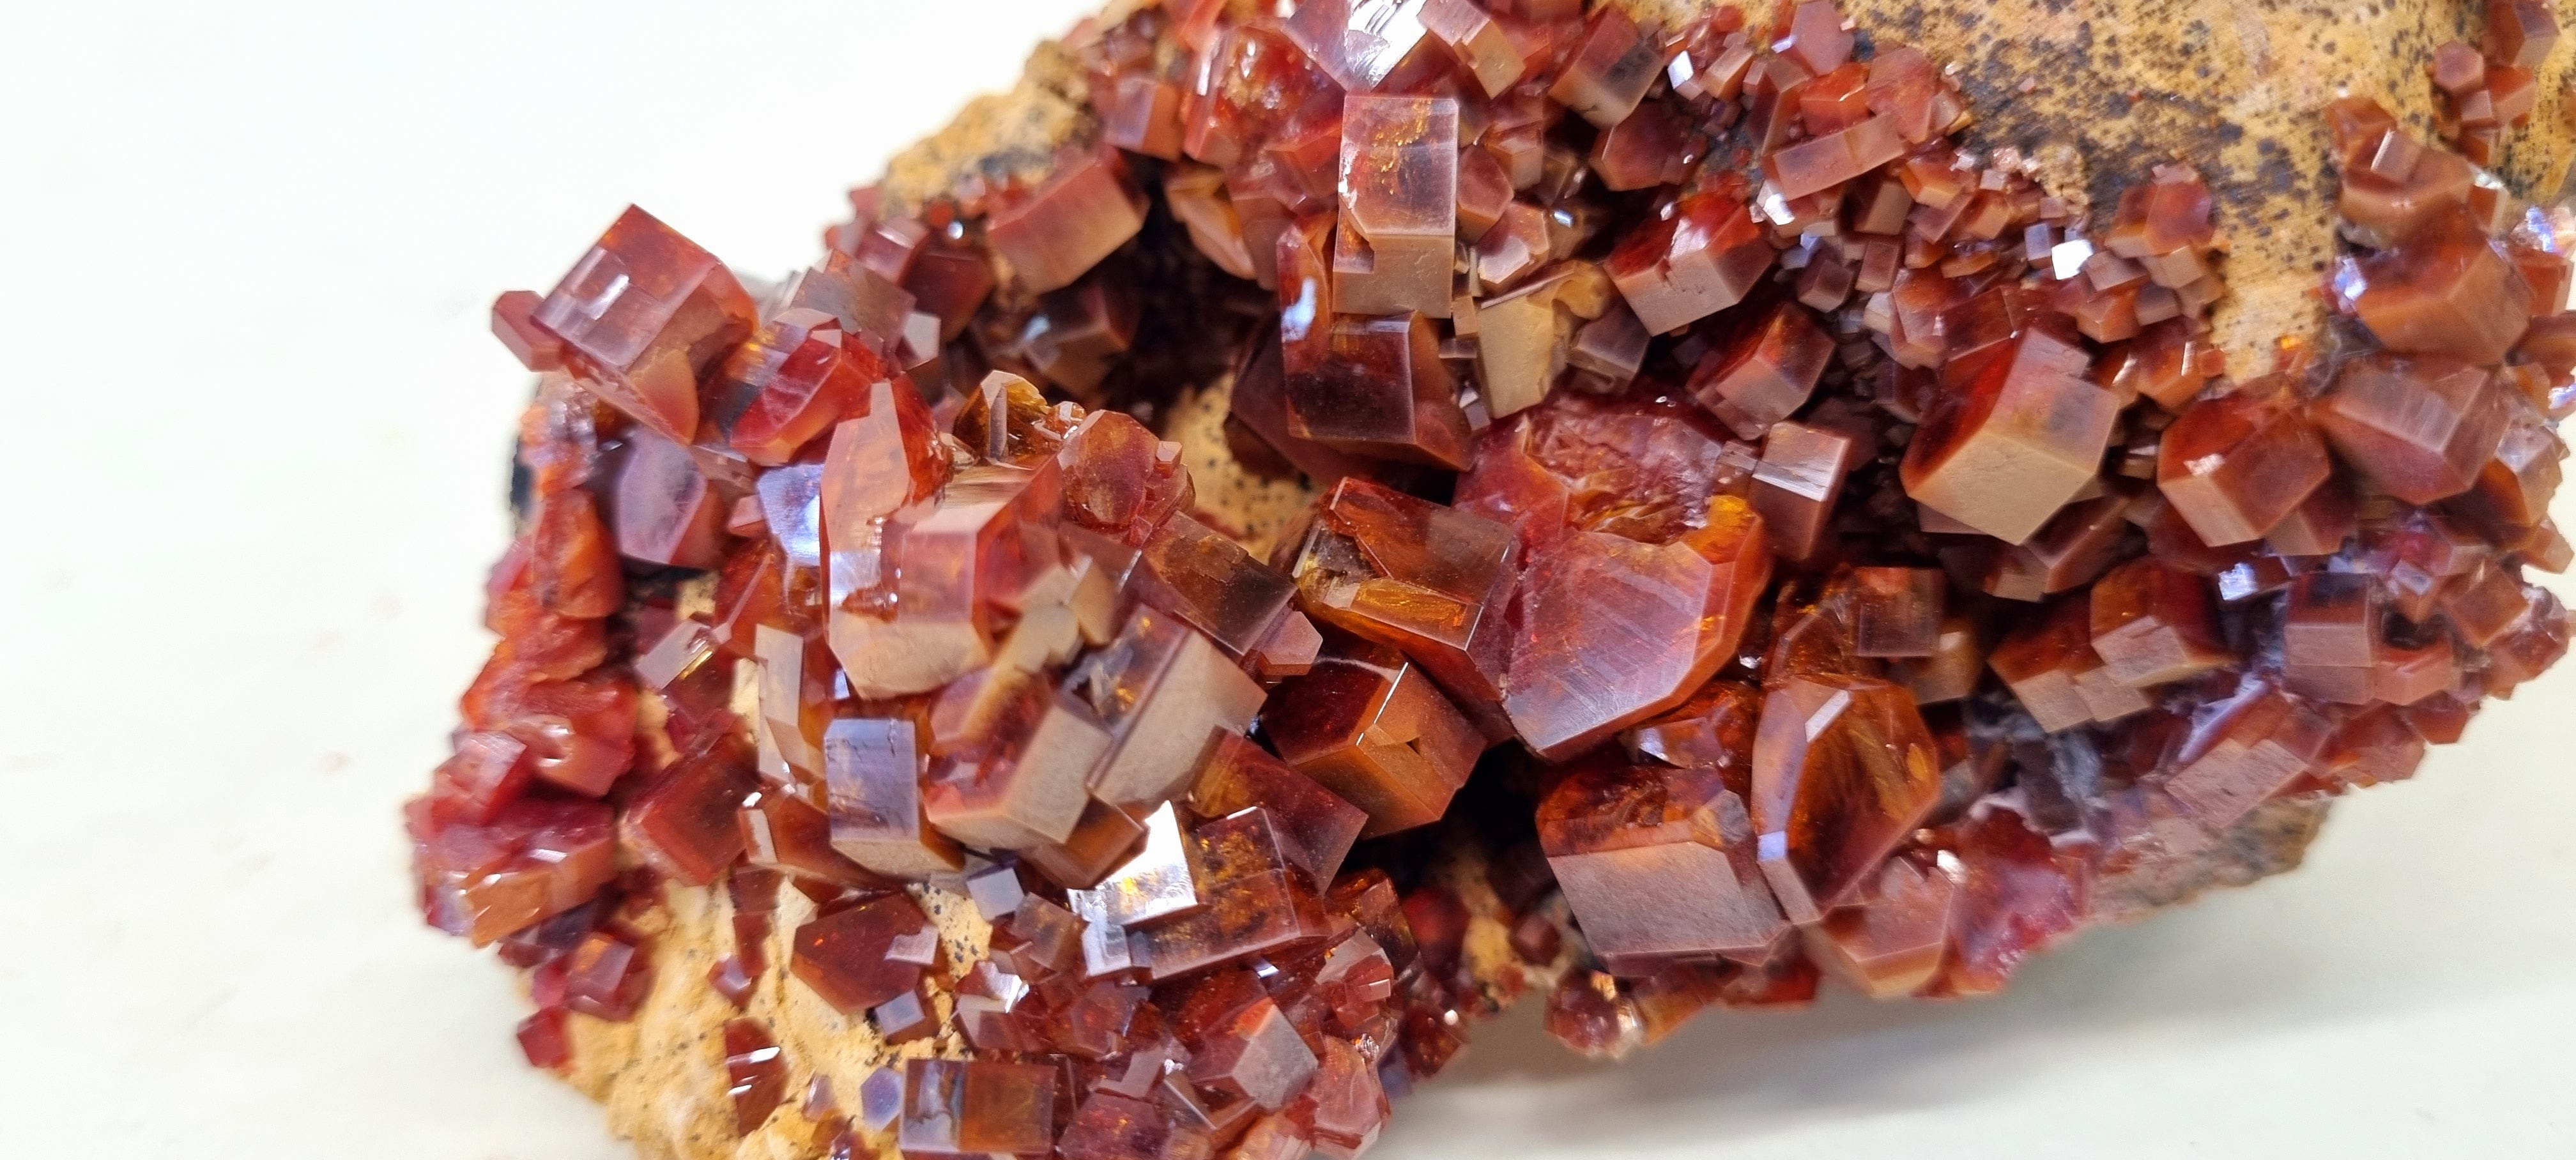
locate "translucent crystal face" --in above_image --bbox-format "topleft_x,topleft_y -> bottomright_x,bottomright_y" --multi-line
431,0 -> 2573,1140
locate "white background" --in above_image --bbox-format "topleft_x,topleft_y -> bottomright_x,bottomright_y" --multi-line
1,1 -> 2570,1156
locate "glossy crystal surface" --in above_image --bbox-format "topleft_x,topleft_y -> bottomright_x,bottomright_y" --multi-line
420,0 -> 2572,1126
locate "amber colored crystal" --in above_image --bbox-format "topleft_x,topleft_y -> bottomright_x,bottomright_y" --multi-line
1057,1092 -> 1214,1160
1750,675 -> 1942,923
1134,512 -> 1298,657
1549,6 -> 1662,127
875,984 -> 940,1045
1416,0 -> 1524,96
1286,477 -> 1517,718
2335,123 -> 2474,241
1901,326 -> 2119,544
1334,95 -> 1458,318
530,205 -> 756,443
1689,302 -> 1832,438
2442,557 -> 2536,647
2266,474 -> 2358,557
1264,633 -> 1482,836
1284,312 -> 1473,468
1082,800 -> 1200,928
1164,164 -> 1259,282
728,309 -> 888,467
622,754 -> 758,887
1075,607 -> 1267,808
1453,146 -> 1513,245
516,1008 -> 571,1071
2100,318 -> 2216,410
1568,303 -> 1652,392
988,149 -> 1149,294
1470,273 -> 1574,417
1187,733 -> 1367,885
824,717 -> 963,879
1281,0 -> 1437,92
1606,192 -> 1775,335
1460,391 -> 1754,549
2089,557 -> 2230,688
740,787 -> 886,892
477,674 -> 636,798
2279,572 -> 2384,703
1504,496 -> 1773,759
2354,207 -> 2533,363
1623,678 -> 1759,782
612,431 -> 731,569
1103,71 -> 1184,160
1809,852 -> 1956,998
926,684 -> 1114,851
857,459 -> 1064,695
411,797 -> 618,946
1305,1035 -> 1392,1157
1473,201 -> 1552,290
2454,418 -> 2568,531
1022,273 -> 1142,397
1838,567 -> 1941,659
1182,21 -> 1335,170
818,378 -> 947,590
2157,382 -> 2334,546
492,289 -> 565,372
2308,705 -> 2421,790
1768,115 -> 1905,202
790,892 -> 931,1014
1188,996 -> 1320,1109
1135,808 -> 1333,977
2485,590 -> 2571,693
2485,0 -> 2561,66
1246,609 -> 1326,682
1022,797 -> 1148,890
1989,595 -> 2151,732
563,931 -> 652,1019
1538,760 -> 1787,966
2314,353 -> 2508,503
431,732 -> 533,825
1780,1 -> 1856,73
1749,419 -> 1864,561
2433,41 -> 2487,96
1590,103 -> 1698,193
898,1058 -> 1058,1156
721,1018 -> 788,1136
1863,44 -> 1940,142
1889,613 -> 1985,705
1544,970 -> 1644,1059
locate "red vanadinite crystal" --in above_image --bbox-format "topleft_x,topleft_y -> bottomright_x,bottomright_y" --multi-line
418,0 -> 2570,1142
530,206 -> 755,443
790,892 -> 933,1014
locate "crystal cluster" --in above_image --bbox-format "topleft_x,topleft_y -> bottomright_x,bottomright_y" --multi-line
422,0 -> 2571,1152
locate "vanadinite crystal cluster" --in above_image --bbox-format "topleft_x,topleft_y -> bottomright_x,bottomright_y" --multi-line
415,0 -> 2573,1155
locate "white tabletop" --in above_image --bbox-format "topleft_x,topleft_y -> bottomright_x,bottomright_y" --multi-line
1,1 -> 2569,1156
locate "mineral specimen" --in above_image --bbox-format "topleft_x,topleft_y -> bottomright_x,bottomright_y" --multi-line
415,3 -> 2571,1157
